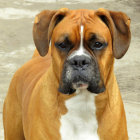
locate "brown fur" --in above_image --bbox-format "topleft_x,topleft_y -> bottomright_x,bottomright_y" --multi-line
3,8 -> 131,140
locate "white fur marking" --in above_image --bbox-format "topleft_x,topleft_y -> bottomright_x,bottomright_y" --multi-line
68,25 -> 90,60
60,89 -> 99,140
80,25 -> 84,48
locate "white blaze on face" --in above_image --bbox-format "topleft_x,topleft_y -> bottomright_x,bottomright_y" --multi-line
68,25 -> 90,59
78,25 -> 84,55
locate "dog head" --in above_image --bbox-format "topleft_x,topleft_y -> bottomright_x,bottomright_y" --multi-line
33,8 -> 131,94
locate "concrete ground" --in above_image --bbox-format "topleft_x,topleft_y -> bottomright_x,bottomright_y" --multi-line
0,0 -> 140,139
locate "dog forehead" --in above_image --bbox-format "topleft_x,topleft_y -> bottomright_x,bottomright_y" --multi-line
52,9 -> 110,43
58,9 -> 97,26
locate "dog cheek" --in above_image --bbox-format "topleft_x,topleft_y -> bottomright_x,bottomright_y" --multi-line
65,67 -> 73,81
58,83 -> 76,94
87,63 -> 105,93
58,63 -> 75,94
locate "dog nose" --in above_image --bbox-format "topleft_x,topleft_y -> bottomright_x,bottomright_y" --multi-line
69,56 -> 91,70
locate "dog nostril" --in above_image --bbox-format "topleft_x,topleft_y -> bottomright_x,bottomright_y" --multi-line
74,60 -> 78,66
82,60 -> 86,66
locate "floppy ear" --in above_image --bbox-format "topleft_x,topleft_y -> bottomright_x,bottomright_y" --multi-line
33,8 -> 69,56
96,8 -> 131,59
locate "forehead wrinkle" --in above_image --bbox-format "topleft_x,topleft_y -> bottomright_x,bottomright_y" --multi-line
67,10 -> 96,25
89,32 -> 106,42
81,11 -> 95,25
67,12 -> 81,24
67,10 -> 89,26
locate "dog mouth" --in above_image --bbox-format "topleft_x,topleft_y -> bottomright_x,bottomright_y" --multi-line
58,74 -> 105,95
72,82 -> 89,90
58,59 -> 105,94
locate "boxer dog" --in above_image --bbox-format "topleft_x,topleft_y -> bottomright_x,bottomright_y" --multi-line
3,8 -> 131,140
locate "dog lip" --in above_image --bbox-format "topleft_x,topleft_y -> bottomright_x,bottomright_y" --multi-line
72,82 -> 89,89
87,85 -> 105,94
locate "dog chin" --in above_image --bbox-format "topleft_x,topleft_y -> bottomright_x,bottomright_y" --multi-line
58,80 -> 105,95
58,81 -> 89,95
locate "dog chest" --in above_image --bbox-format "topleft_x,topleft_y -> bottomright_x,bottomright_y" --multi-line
60,90 -> 99,140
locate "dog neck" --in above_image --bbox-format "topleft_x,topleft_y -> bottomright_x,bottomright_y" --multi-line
60,89 -> 99,140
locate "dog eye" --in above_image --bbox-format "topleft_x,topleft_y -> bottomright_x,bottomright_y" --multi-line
55,38 -> 74,52
55,42 -> 66,50
90,42 -> 103,50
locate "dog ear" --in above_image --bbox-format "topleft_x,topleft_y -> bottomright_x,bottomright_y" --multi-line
33,8 -> 69,56
96,8 -> 131,59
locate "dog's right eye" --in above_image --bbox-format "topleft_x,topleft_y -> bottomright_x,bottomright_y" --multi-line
55,37 -> 73,52
55,42 -> 66,50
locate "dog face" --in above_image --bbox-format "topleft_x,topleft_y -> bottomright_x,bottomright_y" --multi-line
52,12 -> 110,94
33,9 -> 131,94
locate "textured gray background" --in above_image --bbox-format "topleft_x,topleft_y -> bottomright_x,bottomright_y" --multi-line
0,0 -> 140,139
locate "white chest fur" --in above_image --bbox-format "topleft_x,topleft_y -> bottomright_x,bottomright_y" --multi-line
60,89 -> 99,140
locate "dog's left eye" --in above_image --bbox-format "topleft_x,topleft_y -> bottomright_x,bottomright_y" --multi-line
90,42 -> 103,50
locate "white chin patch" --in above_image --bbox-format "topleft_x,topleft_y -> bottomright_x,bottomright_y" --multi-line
73,82 -> 88,90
